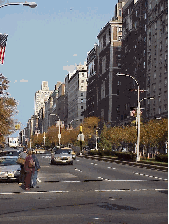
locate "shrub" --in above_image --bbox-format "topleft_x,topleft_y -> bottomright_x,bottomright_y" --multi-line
114,152 -> 136,161
155,154 -> 168,163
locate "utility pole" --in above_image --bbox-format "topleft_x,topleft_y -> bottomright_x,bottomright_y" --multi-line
43,132 -> 46,147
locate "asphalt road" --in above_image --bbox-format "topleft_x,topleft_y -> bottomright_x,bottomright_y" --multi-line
0,153 -> 168,224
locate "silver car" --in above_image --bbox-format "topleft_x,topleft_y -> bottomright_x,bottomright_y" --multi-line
51,148 -> 73,165
0,156 -> 21,180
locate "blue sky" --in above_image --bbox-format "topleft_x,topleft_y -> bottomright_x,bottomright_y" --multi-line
1,0 -> 117,136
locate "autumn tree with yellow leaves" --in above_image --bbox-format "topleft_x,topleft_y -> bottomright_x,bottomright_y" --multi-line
0,74 -> 17,146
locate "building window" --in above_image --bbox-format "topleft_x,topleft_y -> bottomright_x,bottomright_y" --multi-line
159,107 -> 161,114
149,3 -> 151,10
119,9 -> 122,16
118,27 -> 122,32
164,78 -> 167,87
118,36 -> 122,41
143,62 -> 146,68
81,80 -> 84,83
154,73 -> 156,79
81,106 -> 83,109
82,73 -> 84,77
81,93 -> 83,96
81,99 -> 83,103
155,22 -> 157,30
144,13 -> 147,19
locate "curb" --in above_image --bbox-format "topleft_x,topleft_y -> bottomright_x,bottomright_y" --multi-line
79,155 -> 168,172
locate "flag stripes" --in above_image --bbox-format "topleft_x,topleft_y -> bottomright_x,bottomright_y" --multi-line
0,34 -> 8,64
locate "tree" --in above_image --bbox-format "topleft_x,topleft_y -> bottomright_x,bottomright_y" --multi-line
0,74 -> 17,145
98,124 -> 112,151
31,134 -> 43,148
81,116 -> 100,146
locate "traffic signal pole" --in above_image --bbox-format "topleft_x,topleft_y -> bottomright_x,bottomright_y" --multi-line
80,125 -> 82,155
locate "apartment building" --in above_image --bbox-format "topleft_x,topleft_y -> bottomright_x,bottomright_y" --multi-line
57,83 -> 66,124
96,0 -> 126,126
34,81 -> 53,116
146,0 -> 168,119
86,44 -> 99,118
43,82 -> 62,132
121,0 -> 148,123
66,64 -> 87,128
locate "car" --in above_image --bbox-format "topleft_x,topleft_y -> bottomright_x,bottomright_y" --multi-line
51,148 -> 73,165
0,149 -> 21,157
0,156 -> 21,181
71,150 -> 76,160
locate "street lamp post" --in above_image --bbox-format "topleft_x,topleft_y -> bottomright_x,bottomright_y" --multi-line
0,2 -> 37,9
116,73 -> 140,162
116,73 -> 154,162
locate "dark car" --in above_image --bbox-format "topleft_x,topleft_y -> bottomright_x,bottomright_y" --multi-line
0,149 -> 21,157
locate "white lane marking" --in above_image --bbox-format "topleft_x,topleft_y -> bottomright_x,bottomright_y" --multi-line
149,176 -> 153,177
0,193 -> 15,195
107,167 -> 111,169
94,164 -> 97,166
62,181 -> 80,183
24,192 -> 45,194
145,175 -> 149,176
41,166 -> 50,168
91,163 -> 93,164
95,189 -> 168,192
49,191 -> 69,193
104,180 -> 147,182
155,189 -> 168,191
95,189 -> 131,192
112,168 -> 116,169
76,160 -> 79,161
135,173 -> 139,175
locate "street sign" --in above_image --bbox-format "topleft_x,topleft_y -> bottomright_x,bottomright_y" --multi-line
77,133 -> 84,141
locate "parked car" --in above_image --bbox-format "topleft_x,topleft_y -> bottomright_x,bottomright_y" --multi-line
0,149 -> 21,157
0,156 -> 21,181
51,148 -> 73,165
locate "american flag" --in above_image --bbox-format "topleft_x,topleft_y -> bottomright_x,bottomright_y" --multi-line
0,34 -> 8,64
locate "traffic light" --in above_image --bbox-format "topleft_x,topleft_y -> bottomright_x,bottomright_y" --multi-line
80,125 -> 83,134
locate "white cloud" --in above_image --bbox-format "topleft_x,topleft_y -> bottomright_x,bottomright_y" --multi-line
14,80 -> 17,83
63,65 -> 76,73
73,54 -> 77,56
20,79 -> 28,83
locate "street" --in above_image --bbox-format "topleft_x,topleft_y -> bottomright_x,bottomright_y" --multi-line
0,153 -> 168,224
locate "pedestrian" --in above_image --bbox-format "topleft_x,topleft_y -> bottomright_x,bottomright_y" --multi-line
18,147 -> 27,185
31,150 -> 40,188
24,150 -> 35,190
